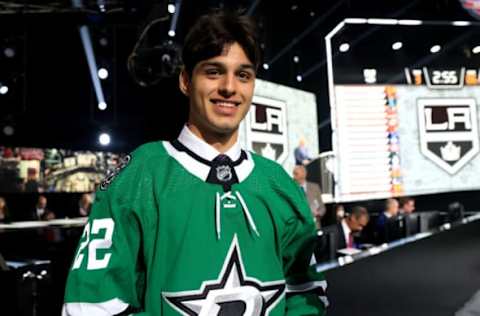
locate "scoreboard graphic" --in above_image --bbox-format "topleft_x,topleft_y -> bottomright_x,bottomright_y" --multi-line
327,19 -> 480,202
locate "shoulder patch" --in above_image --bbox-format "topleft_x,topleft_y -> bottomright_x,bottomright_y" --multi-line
100,154 -> 132,191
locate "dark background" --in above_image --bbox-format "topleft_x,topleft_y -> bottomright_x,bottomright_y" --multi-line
0,0 -> 478,153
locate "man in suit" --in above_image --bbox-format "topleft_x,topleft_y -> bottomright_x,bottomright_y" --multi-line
376,198 -> 400,243
335,206 -> 369,250
293,165 -> 326,228
32,195 -> 55,221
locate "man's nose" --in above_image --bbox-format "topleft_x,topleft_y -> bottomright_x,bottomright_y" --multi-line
219,73 -> 236,97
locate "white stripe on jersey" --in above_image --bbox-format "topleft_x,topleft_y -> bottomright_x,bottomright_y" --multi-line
62,298 -> 129,316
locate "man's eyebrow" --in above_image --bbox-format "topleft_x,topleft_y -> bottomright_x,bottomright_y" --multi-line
199,62 -> 255,71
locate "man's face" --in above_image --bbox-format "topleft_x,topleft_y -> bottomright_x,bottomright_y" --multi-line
292,166 -> 306,185
404,200 -> 415,214
180,42 -> 255,141
388,200 -> 399,216
38,197 -> 47,208
347,215 -> 369,233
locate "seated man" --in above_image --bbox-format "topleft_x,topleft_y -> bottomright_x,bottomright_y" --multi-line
399,197 -> 415,215
33,195 -> 55,221
376,198 -> 400,243
335,206 -> 369,251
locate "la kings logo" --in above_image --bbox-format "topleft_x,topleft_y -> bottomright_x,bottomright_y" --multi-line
245,96 -> 288,164
163,236 -> 285,316
418,98 -> 479,174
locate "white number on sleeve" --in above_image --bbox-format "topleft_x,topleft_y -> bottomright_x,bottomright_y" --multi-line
72,218 -> 115,270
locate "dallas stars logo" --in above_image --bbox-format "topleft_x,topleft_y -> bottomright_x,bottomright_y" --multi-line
163,236 -> 285,316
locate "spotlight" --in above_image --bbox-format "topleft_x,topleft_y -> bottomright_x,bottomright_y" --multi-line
296,75 -> 302,82
293,56 -> 299,63
98,102 -> 107,110
430,45 -> 441,53
99,37 -> 108,47
168,30 -> 175,37
3,125 -> 14,136
98,68 -> 109,79
168,4 -> 175,14
339,43 -> 350,52
99,133 -> 111,146
392,41 -> 403,50
4,47 -> 15,58
263,63 -> 269,70
472,46 -> 480,54
0,85 -> 8,95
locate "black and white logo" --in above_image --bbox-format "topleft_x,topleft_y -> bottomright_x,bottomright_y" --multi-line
245,96 -> 288,164
100,154 -> 131,190
163,236 -> 285,316
418,98 -> 479,174
216,165 -> 233,182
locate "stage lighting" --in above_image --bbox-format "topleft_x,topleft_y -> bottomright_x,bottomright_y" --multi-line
339,43 -> 350,52
4,47 -> 15,58
168,4 -> 175,14
392,42 -> 403,50
98,102 -> 107,110
2,125 -> 14,136
99,133 -> 111,146
472,46 -> 480,54
98,68 -> 109,79
293,56 -> 299,63
296,75 -> 302,82
0,85 -> 8,95
263,63 -> 269,70
168,30 -> 175,37
430,45 -> 441,53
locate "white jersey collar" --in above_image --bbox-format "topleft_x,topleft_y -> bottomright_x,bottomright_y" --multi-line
177,125 -> 242,162
163,125 -> 254,184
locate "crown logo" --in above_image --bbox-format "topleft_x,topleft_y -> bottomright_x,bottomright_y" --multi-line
261,143 -> 277,161
440,141 -> 461,162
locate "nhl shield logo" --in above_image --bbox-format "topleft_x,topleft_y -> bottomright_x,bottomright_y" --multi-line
216,165 -> 232,182
245,96 -> 288,164
417,98 -> 479,174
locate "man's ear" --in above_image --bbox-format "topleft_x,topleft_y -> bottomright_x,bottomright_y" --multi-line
179,69 -> 190,96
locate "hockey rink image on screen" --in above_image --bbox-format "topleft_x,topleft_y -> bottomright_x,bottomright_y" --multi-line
326,20 -> 480,202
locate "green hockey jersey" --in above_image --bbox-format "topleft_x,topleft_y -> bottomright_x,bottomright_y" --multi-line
63,127 -> 327,316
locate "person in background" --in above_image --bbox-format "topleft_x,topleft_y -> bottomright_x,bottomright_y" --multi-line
0,196 -> 11,223
336,206 -> 369,250
335,204 -> 346,222
293,164 -> 326,229
78,193 -> 92,217
24,168 -> 41,192
376,198 -> 400,243
34,195 -> 55,220
399,197 -> 415,215
294,137 -> 312,165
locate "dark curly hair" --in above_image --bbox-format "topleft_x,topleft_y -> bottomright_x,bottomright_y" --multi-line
182,9 -> 261,76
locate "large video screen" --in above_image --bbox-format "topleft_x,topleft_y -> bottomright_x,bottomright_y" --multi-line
328,21 -> 480,201
0,146 -> 123,193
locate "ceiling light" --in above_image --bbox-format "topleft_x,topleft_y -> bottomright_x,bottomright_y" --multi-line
392,42 -> 403,50
430,45 -> 441,53
99,133 -> 111,146
98,68 -> 109,79
339,43 -> 350,52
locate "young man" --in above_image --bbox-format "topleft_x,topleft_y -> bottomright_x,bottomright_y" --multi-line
63,10 -> 327,316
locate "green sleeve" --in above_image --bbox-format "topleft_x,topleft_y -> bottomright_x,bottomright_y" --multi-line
278,168 -> 328,315
63,152 -> 149,315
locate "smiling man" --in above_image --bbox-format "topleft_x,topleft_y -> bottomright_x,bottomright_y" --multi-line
63,10 -> 327,316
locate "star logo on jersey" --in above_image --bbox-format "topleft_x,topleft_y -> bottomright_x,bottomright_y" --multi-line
163,236 -> 285,316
